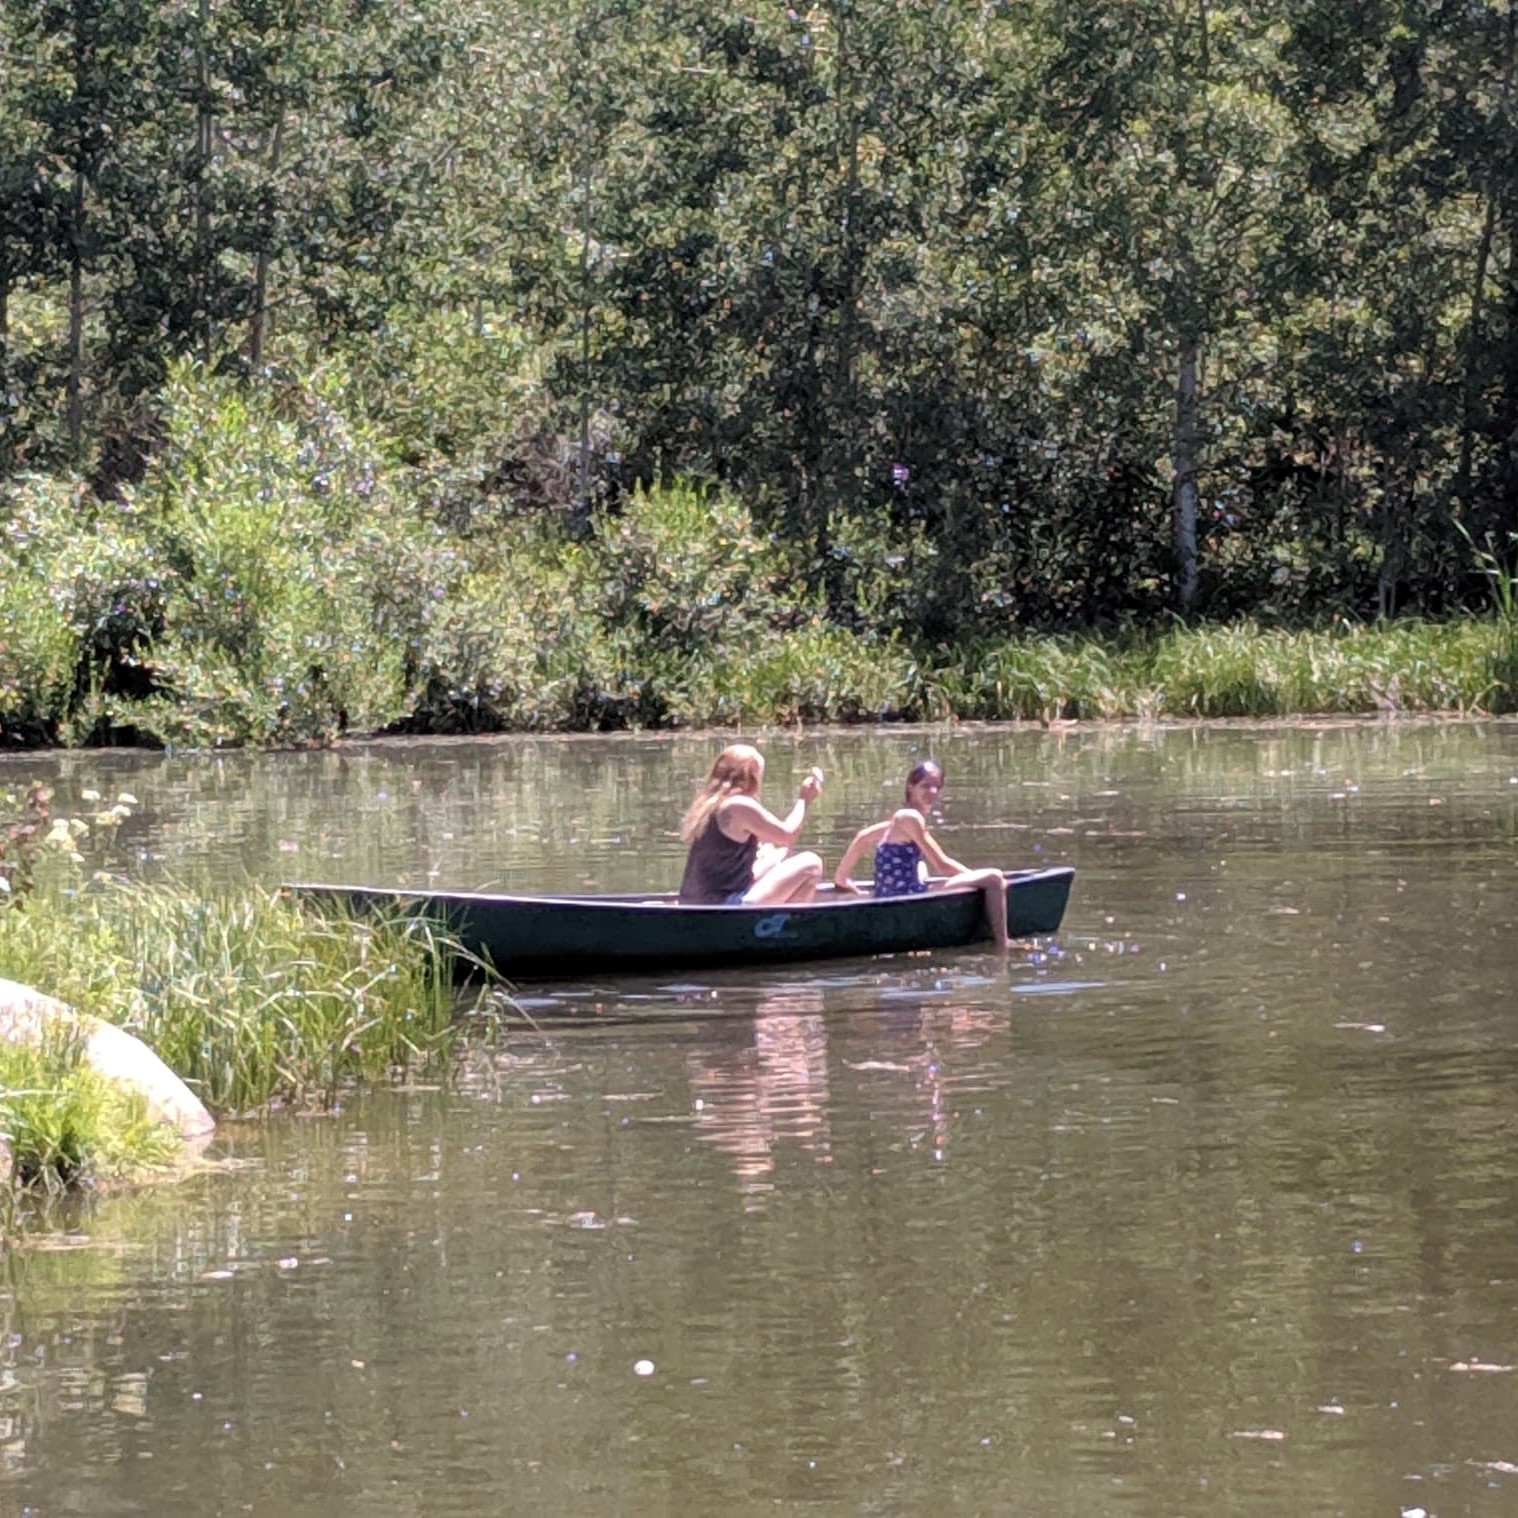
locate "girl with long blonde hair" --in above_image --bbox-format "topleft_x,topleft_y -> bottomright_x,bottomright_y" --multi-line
678,744 -> 825,906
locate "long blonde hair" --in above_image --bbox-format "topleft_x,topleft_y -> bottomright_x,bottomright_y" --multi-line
681,744 -> 763,841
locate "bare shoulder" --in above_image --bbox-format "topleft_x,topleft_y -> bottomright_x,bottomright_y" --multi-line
717,794 -> 762,837
884,807 -> 930,844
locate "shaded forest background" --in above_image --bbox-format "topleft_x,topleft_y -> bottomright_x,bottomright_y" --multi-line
3,0 -> 1517,744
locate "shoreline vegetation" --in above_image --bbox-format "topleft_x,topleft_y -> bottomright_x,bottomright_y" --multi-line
0,790 -> 468,1232
7,2 -> 1518,763
6,0 -> 1518,753
2,465 -> 1515,750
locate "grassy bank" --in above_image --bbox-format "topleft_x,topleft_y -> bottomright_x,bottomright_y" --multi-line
557,614 -> 1516,727
3,375 -> 1514,749
926,617 -> 1517,722
0,879 -> 461,1218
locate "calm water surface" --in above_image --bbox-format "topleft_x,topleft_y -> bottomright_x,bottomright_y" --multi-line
2,721 -> 1516,1515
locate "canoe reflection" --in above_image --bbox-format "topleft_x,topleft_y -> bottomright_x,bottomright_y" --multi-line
687,985 -> 832,1206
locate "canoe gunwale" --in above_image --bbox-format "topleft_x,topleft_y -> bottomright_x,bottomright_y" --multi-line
285,866 -> 1064,914
284,866 -> 1074,977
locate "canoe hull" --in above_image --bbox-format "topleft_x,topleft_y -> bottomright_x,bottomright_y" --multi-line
286,867 -> 1073,978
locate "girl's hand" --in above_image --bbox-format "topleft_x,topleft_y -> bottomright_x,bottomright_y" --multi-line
798,766 -> 823,803
834,877 -> 860,895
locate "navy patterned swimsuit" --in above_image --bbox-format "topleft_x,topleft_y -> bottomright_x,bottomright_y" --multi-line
873,839 -> 926,897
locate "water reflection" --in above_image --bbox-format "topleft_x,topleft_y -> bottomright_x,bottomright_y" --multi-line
682,968 -> 1047,1200
886,1000 -> 1002,1164
2,723 -> 1518,1516
688,986 -> 833,1206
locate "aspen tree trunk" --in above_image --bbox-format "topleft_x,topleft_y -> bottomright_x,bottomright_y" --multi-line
575,150 -> 593,534
196,0 -> 213,364
822,0 -> 862,612
1172,341 -> 1201,614
570,3 -> 598,536
1457,0 -> 1513,510
1168,0 -> 1211,617
249,119 -> 283,367
0,265 -> 10,470
67,175 -> 84,461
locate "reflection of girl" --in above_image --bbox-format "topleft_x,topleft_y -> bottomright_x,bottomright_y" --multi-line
686,985 -> 832,1203
678,744 -> 824,905
833,758 -> 1011,949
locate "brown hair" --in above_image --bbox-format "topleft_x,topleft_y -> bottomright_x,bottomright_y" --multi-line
904,757 -> 943,803
681,744 -> 764,841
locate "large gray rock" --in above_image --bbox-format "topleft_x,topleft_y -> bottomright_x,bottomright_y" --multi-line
0,977 -> 214,1140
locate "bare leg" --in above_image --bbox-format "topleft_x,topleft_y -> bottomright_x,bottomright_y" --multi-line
752,841 -> 789,877
942,866 -> 1010,949
744,850 -> 823,905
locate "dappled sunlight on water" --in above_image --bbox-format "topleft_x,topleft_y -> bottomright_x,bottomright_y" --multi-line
2,720 -> 1517,1514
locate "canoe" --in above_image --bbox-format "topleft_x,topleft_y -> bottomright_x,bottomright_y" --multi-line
285,866 -> 1073,978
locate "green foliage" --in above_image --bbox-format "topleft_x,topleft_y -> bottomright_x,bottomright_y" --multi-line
332,306 -> 540,473
591,482 -> 785,654
1143,620 -> 1501,718
0,570 -> 74,742
934,636 -> 1131,722
0,882 -> 458,1115
1454,523 -> 1518,713
121,363 -> 419,746
0,1027 -> 180,1191
0,477 -> 84,741
686,624 -> 924,726
7,0 -> 1518,733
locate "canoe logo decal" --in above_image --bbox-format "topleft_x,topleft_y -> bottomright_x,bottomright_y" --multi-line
753,912 -> 797,941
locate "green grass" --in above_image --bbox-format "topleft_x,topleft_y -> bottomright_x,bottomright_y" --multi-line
1454,523 -> 1518,715
0,1028 -> 182,1189
0,882 -> 461,1118
1136,618 -> 1505,718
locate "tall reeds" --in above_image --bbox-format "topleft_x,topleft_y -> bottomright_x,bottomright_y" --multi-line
1455,523 -> 1518,714
0,883 -> 459,1118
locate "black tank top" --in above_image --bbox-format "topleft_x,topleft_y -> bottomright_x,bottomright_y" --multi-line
678,818 -> 758,904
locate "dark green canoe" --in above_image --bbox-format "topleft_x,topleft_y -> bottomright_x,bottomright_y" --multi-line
286,866 -> 1073,978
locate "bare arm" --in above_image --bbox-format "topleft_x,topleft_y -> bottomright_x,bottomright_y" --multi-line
896,810 -> 967,877
833,820 -> 891,891
721,767 -> 823,849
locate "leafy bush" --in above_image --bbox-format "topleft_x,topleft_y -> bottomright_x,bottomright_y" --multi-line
0,476 -> 86,741
591,482 -> 787,656
121,363 -> 423,745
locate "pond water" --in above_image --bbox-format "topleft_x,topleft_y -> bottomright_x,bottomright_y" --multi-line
2,720 -> 1517,1515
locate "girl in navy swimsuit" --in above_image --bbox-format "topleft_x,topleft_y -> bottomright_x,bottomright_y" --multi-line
832,758 -> 1012,949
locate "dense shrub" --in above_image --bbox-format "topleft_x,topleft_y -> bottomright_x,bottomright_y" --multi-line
118,364 -> 424,746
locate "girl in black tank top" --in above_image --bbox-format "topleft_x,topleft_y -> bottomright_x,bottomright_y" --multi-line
677,744 -> 827,906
